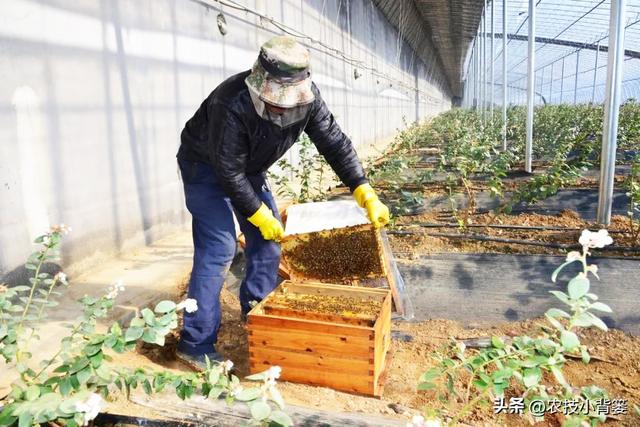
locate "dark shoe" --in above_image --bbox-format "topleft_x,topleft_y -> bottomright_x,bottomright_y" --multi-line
175,350 -> 223,371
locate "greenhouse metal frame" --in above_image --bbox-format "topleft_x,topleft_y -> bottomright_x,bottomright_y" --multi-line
462,0 -> 640,224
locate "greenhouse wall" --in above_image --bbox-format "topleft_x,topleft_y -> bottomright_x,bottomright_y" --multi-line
0,0 -> 452,278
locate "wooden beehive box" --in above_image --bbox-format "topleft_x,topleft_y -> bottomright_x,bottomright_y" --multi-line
247,281 -> 392,396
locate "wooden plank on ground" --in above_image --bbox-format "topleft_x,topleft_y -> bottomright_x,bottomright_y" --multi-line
129,390 -> 407,426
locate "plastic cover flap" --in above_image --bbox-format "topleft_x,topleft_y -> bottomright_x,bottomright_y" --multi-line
284,200 -> 370,236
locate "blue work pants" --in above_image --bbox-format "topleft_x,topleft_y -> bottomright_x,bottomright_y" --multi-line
176,159 -> 281,355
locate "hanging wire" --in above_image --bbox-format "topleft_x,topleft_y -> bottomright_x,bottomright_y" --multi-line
188,0 -> 446,104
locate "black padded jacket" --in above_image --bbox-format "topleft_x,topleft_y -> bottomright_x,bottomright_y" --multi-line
177,70 -> 368,218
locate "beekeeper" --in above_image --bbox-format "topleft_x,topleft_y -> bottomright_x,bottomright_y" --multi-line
175,35 -> 389,368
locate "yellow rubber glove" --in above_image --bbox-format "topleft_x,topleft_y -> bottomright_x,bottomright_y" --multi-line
247,203 -> 284,241
353,183 -> 390,228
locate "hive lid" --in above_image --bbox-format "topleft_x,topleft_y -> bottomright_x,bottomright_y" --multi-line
284,200 -> 370,236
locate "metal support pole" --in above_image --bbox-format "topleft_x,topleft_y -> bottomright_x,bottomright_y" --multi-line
491,0 -> 495,120
475,39 -> 479,108
574,50 -> 581,104
481,10 -> 485,117
525,0 -> 535,173
592,41 -> 600,103
598,0 -> 627,225
502,0 -> 508,149
560,57 -> 565,103
549,62 -> 554,101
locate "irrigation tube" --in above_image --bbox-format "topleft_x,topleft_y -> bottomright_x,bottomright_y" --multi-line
598,0 -> 628,225
396,223 -> 627,233
525,0 -> 535,173
388,230 -> 640,253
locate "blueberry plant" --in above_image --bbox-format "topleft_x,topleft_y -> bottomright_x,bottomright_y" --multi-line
416,230 -> 619,426
0,226 -> 292,427
269,133 -> 335,203
623,154 -> 640,244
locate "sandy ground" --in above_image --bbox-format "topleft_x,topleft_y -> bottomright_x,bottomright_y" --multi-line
105,285 -> 640,426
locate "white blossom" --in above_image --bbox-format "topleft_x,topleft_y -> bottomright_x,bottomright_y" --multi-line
231,385 -> 244,397
578,229 -> 613,249
407,415 -> 425,427
54,271 -> 68,285
565,251 -> 582,262
50,224 -> 72,235
177,298 -> 198,313
73,393 -> 105,426
424,419 -> 442,427
106,280 -> 125,299
266,365 -> 282,380
586,264 -> 599,279
222,360 -> 234,374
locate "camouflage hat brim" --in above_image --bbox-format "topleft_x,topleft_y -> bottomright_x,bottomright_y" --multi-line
245,61 -> 315,108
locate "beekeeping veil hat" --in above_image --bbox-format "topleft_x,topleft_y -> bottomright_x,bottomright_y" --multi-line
245,36 -> 315,127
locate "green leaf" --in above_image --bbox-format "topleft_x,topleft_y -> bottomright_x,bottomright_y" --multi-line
69,358 -> 90,374
269,410 -> 293,427
124,327 -> 144,342
419,368 -> 440,383
590,302 -> 613,313
129,317 -> 145,328
208,386 -> 224,399
18,412 -> 32,427
472,378 -> 488,391
89,351 -> 104,368
417,381 -> 436,391
141,329 -> 158,345
207,369 -> 221,385
560,330 -> 580,351
154,300 -> 176,314
12,286 -> 31,292
25,385 -> 40,401
567,276 -> 590,299
546,308 -> 571,318
76,367 -> 92,384
250,401 -> 271,421
545,314 -> 565,331
141,308 -> 155,325
550,365 -> 568,388
245,372 -> 267,381
491,335 -> 505,349
96,364 -> 112,381
549,290 -> 570,305
523,367 -> 542,388
581,347 -> 591,363
551,259 -> 579,282
234,387 -> 262,402
586,312 -> 608,331
269,386 -> 285,410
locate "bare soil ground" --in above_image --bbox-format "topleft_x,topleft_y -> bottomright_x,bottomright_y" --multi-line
106,286 -> 640,426
390,210 -> 639,258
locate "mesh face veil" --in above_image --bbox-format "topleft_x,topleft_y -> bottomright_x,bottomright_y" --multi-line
248,84 -> 311,128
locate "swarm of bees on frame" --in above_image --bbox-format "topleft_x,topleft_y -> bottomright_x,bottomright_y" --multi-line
282,225 -> 386,282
